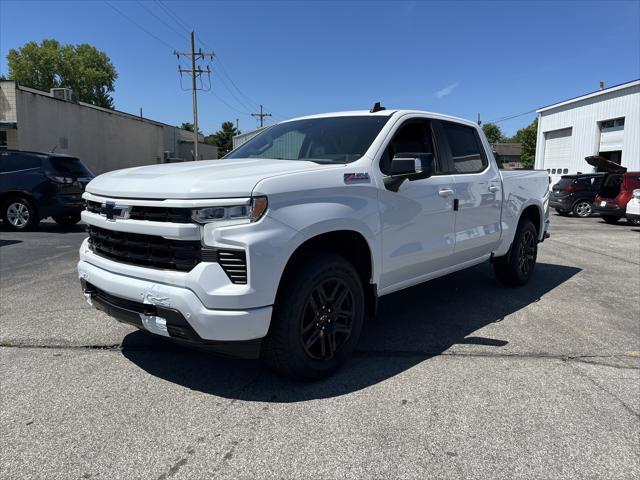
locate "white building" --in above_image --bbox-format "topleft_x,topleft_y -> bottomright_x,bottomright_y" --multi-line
0,81 -> 217,174
535,79 -> 639,184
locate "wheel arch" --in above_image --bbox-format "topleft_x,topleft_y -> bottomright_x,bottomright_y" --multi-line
0,190 -> 39,216
276,229 -> 378,318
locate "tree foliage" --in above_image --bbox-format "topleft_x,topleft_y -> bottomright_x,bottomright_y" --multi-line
205,121 -> 240,156
513,118 -> 538,169
179,122 -> 202,134
7,39 -> 117,109
482,123 -> 505,144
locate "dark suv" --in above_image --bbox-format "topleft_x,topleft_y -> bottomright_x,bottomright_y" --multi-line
550,173 -> 604,217
0,149 -> 93,230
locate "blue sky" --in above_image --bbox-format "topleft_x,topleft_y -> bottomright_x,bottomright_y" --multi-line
1,0 -> 639,136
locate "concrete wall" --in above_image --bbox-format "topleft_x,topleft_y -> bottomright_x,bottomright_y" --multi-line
0,81 -> 218,174
535,83 -> 640,173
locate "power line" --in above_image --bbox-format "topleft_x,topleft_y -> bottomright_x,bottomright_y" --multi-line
488,108 -> 538,124
136,0 -> 188,42
103,0 -> 176,51
155,0 -> 192,33
212,91 -> 252,115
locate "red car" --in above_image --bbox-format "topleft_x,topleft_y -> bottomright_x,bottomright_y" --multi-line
587,156 -> 640,225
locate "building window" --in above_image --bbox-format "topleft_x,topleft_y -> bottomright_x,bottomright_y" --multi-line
600,117 -> 624,130
0,131 -> 7,147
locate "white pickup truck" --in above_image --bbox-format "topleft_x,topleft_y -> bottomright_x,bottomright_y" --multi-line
78,107 -> 550,380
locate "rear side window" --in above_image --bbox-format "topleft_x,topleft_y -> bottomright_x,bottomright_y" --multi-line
0,152 -> 41,173
48,157 -> 93,176
441,122 -> 487,174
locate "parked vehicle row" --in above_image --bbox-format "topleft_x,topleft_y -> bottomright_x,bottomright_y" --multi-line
550,156 -> 640,226
0,149 -> 93,230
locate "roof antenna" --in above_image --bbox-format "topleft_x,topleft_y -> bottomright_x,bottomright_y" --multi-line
370,102 -> 386,113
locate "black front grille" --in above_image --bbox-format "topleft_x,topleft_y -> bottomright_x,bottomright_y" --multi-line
87,225 -> 248,283
87,225 -> 201,272
86,200 -> 191,223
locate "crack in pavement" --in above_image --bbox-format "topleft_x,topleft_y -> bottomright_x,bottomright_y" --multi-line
1,343 -> 638,368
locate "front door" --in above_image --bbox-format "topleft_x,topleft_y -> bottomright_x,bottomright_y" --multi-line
378,117 -> 456,292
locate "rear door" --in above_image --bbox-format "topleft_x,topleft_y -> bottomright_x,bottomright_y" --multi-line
435,120 -> 502,264
0,151 -> 43,192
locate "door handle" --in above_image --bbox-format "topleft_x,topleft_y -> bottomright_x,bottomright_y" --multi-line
438,188 -> 454,197
488,185 -> 500,192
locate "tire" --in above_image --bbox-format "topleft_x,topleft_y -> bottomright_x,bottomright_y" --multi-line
628,217 -> 640,226
263,252 -> 365,381
53,213 -> 81,226
555,209 -> 570,216
2,197 -> 39,231
601,215 -> 619,224
493,218 -> 538,286
572,200 -> 592,218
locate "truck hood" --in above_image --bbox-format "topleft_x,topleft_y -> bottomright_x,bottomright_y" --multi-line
86,158 -> 325,199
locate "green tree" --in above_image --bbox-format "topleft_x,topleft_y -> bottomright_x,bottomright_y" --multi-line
514,118 -> 538,169
205,121 -> 240,156
482,123 -> 505,144
179,122 -> 202,134
7,39 -> 117,109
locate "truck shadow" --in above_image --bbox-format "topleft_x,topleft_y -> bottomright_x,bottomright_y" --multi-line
121,261 -> 581,402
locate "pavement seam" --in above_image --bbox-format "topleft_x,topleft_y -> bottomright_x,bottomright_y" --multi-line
564,359 -> 640,420
547,237 -> 640,265
1,344 -> 638,366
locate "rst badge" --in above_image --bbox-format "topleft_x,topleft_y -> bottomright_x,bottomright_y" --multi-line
344,172 -> 370,184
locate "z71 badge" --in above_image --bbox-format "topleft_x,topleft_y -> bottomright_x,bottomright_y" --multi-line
344,172 -> 370,184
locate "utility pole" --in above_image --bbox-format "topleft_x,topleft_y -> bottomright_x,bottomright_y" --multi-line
251,105 -> 272,128
236,118 -> 239,131
477,113 -> 482,126
175,31 -> 214,161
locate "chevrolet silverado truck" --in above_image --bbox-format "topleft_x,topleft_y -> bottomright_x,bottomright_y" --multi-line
78,107 -> 550,380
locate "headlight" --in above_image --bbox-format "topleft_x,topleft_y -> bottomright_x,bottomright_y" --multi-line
191,196 -> 268,225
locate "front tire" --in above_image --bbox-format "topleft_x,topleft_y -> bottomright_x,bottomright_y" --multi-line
263,253 -> 365,381
2,197 -> 39,231
572,200 -> 592,218
602,215 -> 619,224
493,218 -> 538,286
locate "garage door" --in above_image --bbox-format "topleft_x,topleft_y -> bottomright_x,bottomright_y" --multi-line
543,128 -> 572,187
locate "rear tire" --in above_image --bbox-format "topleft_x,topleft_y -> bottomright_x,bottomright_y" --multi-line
2,197 -> 39,231
602,215 -> 619,224
53,213 -> 81,226
262,252 -> 365,381
493,218 -> 538,286
572,200 -> 592,218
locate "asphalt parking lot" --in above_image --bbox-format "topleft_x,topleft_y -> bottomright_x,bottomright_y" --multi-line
1,214 -> 639,480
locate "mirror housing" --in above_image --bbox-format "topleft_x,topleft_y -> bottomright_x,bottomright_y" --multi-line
384,153 -> 434,191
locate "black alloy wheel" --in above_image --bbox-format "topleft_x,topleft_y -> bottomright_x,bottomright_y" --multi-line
300,278 -> 355,361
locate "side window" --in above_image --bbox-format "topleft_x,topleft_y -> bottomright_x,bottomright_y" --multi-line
441,122 -> 487,174
0,153 -> 41,173
380,119 -> 439,175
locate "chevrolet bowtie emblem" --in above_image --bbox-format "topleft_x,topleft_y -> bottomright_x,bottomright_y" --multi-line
100,201 -> 130,221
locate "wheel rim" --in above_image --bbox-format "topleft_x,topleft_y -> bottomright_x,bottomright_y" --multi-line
7,202 -> 30,227
575,201 -> 591,217
300,278 -> 355,361
517,230 -> 536,276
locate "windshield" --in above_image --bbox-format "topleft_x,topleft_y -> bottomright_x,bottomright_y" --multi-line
49,157 -> 93,177
226,116 -> 390,164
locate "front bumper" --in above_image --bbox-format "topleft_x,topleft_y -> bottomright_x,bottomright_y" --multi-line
78,259 -> 272,355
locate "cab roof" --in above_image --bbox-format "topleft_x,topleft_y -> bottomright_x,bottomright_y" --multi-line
286,109 -> 480,129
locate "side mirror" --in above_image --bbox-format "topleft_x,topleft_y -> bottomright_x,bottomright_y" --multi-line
384,153 -> 434,191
